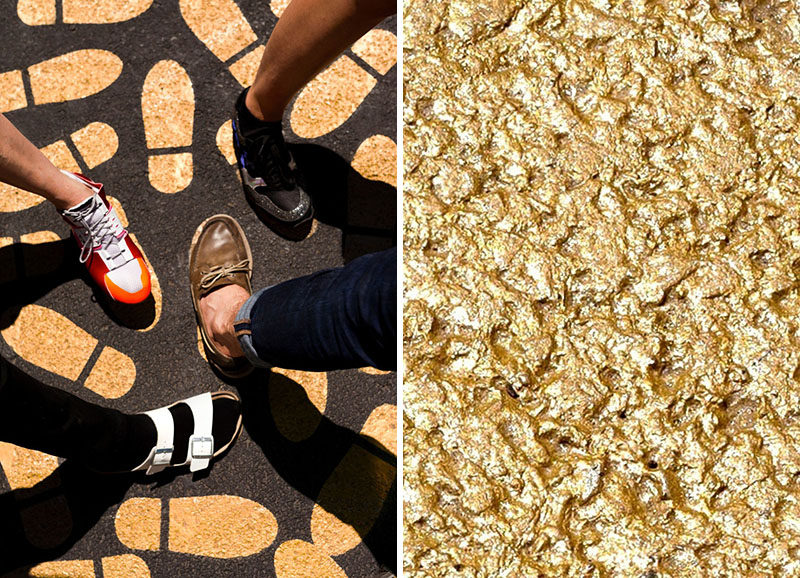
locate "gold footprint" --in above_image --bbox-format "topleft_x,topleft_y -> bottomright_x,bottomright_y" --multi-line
0,442 -> 70,550
360,404 -> 397,455
310,404 -> 396,557
359,367 -> 391,375
349,134 -> 397,235
0,50 -> 122,114
351,135 -> 397,188
215,120 -> 236,166
269,369 -> 328,442
115,495 -> 278,558
141,60 -> 194,194
268,0 -> 289,18
0,121 -> 118,213
22,554 -> 151,577
290,29 -> 397,139
274,540 -> 346,578
18,0 -> 152,25
178,0 -> 264,87
1,304 -> 136,400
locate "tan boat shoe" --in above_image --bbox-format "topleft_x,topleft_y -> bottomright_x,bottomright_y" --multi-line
189,214 -> 254,378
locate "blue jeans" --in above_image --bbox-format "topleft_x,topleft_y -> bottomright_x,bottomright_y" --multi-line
234,248 -> 396,371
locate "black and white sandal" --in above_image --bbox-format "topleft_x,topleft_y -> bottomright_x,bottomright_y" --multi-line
132,391 -> 242,475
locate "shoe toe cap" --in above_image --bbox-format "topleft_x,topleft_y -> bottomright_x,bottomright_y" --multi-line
105,258 -> 151,303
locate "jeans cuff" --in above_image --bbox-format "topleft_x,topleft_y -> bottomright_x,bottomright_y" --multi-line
234,286 -> 273,369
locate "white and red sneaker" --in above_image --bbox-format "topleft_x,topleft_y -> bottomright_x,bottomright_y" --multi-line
60,172 -> 151,304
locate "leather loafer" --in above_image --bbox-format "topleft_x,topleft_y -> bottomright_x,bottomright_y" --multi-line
189,214 -> 254,378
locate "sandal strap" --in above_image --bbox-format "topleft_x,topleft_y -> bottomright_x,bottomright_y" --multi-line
141,406 -> 175,475
184,393 -> 215,472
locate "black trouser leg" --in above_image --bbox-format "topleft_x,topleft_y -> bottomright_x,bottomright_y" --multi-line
0,359 -> 148,471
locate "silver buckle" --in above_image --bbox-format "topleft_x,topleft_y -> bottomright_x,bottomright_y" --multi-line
152,446 -> 173,466
190,436 -> 214,459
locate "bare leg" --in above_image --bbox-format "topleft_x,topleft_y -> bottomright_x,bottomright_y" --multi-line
245,0 -> 396,121
0,113 -> 92,210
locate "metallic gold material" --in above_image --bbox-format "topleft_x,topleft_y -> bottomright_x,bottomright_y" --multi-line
403,0 -> 800,575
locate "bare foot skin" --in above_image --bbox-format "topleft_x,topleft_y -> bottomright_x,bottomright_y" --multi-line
198,283 -> 250,358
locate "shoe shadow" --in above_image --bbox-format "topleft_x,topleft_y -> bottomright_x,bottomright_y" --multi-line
0,460 -> 132,575
233,370 -> 397,573
0,241 -> 155,331
250,143 -> 396,263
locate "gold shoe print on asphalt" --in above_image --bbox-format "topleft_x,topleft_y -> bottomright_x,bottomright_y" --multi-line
274,540 -> 347,578
18,0 -> 152,25
349,133 -> 397,241
0,443 -> 70,550
0,50 -> 122,114
115,495 -> 278,558
310,404 -> 396,557
2,231 -> 64,279
290,29 -> 397,139
269,369 -> 328,442
21,554 -> 151,577
351,135 -> 396,189
1,304 -> 136,400
360,404 -> 397,455
178,0 -> 264,88
141,60 -> 194,194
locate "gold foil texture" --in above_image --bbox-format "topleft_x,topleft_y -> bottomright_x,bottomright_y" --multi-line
403,0 -> 800,575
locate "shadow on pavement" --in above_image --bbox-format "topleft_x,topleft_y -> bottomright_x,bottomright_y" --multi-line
234,370 -> 397,574
246,143 -> 396,263
0,461 -> 133,575
0,241 -> 156,331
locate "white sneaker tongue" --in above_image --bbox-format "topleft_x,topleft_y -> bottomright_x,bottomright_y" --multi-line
67,195 -> 94,213
66,195 -> 105,228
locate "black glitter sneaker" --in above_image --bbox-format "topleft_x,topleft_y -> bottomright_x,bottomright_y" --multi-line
232,89 -> 313,225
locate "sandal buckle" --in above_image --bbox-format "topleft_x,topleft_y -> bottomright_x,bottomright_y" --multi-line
152,446 -> 174,466
190,436 -> 214,459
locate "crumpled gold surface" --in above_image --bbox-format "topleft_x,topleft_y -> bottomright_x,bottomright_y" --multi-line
403,0 -> 800,575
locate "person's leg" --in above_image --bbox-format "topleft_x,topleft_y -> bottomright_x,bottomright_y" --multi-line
231,0 -> 396,225
0,359 -> 241,473
0,114 -> 152,304
245,0 -> 397,122
0,113 -> 91,210
199,247 -> 396,371
0,359 -> 150,471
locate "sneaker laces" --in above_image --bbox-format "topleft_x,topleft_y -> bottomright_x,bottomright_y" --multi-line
248,130 -> 296,191
200,260 -> 251,290
68,201 -> 127,265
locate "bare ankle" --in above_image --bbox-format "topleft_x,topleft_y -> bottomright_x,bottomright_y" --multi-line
51,171 -> 93,211
245,87 -> 285,123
